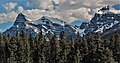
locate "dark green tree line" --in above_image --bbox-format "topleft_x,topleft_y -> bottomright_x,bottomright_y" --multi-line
0,31 -> 119,63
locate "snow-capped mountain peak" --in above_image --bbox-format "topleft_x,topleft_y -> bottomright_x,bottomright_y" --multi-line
81,5 -> 120,37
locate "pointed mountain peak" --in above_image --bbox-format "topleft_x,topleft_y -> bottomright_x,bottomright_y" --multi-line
41,16 -> 49,20
97,5 -> 111,14
18,13 -> 24,16
99,5 -> 110,11
40,16 -> 52,22
15,13 -> 27,22
39,16 -> 65,26
13,13 -> 29,27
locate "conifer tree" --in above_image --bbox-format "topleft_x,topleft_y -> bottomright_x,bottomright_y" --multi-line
59,31 -> 67,63
93,32 -> 104,63
81,37 -> 88,58
102,47 -> 116,63
67,37 -> 75,63
37,32 -> 45,63
113,33 -> 120,62
75,32 -> 82,50
50,33 -> 60,63
16,38 -> 24,63
75,46 -> 81,63
15,32 -> 29,63
9,36 -> 17,63
45,31 -> 53,63
82,33 -> 102,63
15,32 -> 24,63
85,32 -> 95,52
74,33 -> 82,63
3,34 -> 11,63
20,31 -> 30,63
94,32 -> 102,53
0,33 -> 4,63
60,31 -> 67,48
47,31 -> 53,41
109,35 -> 115,50
4,41 -> 10,63
29,34 -> 36,63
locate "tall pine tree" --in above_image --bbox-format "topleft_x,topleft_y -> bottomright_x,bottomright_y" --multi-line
59,31 -> 67,63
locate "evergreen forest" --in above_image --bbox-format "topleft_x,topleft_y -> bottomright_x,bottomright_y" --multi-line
0,31 -> 120,63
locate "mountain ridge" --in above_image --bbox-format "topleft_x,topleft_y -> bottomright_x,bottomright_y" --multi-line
3,5 -> 120,38
3,13 -> 77,40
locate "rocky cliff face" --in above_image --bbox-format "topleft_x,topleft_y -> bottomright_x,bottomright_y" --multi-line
81,6 -> 120,37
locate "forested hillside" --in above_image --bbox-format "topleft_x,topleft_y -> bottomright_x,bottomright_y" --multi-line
0,31 -> 120,63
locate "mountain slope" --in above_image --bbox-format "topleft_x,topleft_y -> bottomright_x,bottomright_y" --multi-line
3,13 -> 38,36
3,13 -> 77,39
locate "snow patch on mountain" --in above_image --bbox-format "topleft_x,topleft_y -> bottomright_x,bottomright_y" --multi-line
75,28 -> 85,36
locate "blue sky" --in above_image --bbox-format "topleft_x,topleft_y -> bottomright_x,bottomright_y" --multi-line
0,0 -> 38,13
0,0 -> 120,33
113,4 -> 120,10
0,21 -> 13,32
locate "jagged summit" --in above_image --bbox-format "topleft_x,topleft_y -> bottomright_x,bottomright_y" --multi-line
81,5 -> 120,37
41,16 -> 49,20
98,5 -> 110,11
13,13 -> 28,28
97,5 -> 111,14
15,13 -> 28,22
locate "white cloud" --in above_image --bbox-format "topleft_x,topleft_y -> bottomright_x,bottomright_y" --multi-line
22,9 -> 62,21
27,0 -> 120,23
26,2 -> 30,6
0,11 -> 18,22
59,0 -> 120,10
3,2 -> 17,11
0,6 -> 24,23
18,6 -> 24,13
0,0 -> 120,24
29,0 -> 52,9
